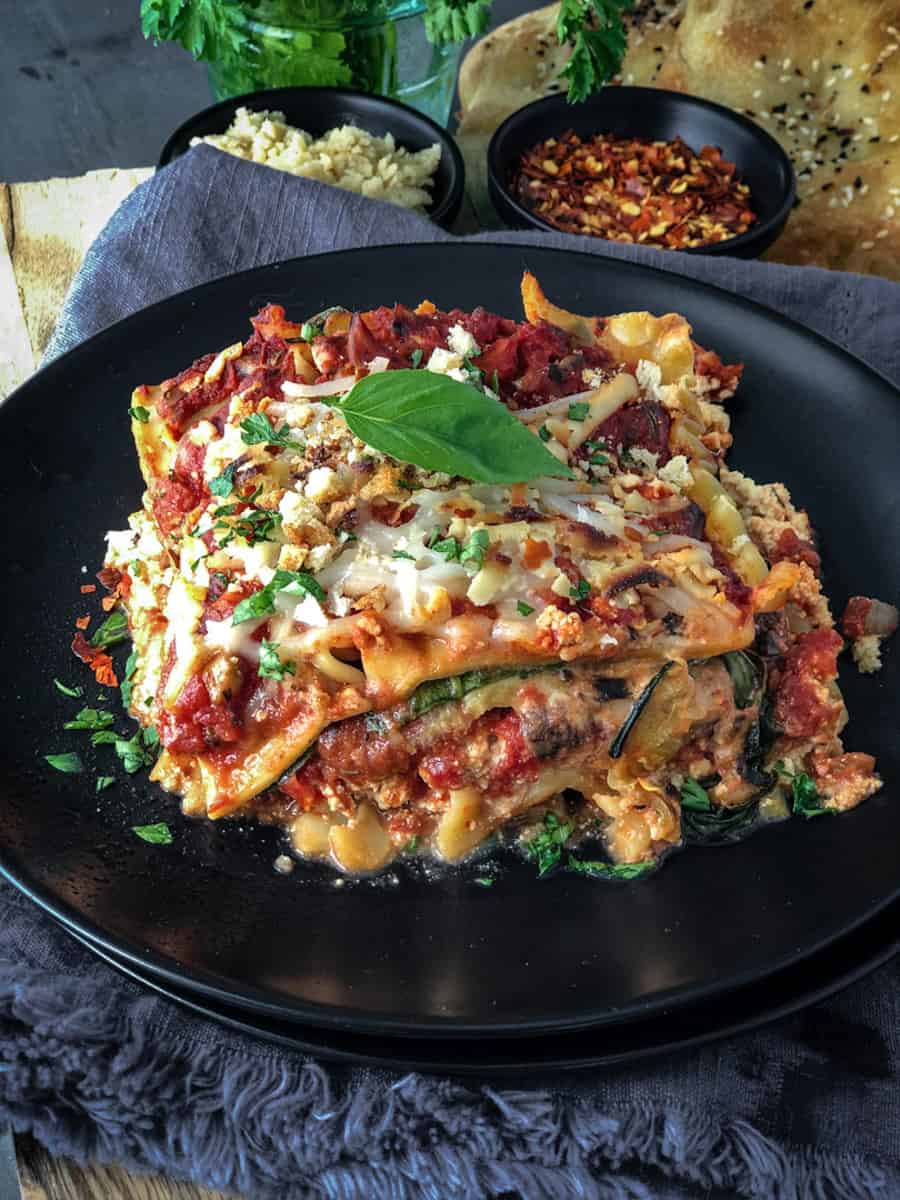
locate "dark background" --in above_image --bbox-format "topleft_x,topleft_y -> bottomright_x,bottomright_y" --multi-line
1,0 -> 524,181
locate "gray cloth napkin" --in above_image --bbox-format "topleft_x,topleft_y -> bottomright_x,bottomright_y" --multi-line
2,145 -> 897,1200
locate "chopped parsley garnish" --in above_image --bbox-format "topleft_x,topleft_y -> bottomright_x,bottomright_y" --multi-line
775,761 -> 831,819
95,776 -> 115,792
491,369 -> 500,395
567,401 -> 590,421
392,549 -> 417,561
570,579 -> 591,602
129,405 -> 150,423
240,413 -> 304,451
232,569 -> 325,625
104,727 -> 160,774
53,679 -> 83,698
567,856 -> 655,880
426,528 -> 462,561
410,348 -> 424,368
474,877 -> 494,888
44,752 -> 84,774
209,461 -> 237,498
215,503 -> 282,548
132,823 -> 173,845
300,321 -> 322,342
538,424 -> 551,443
523,812 -> 573,876
258,641 -> 296,681
403,836 -> 420,853
460,528 -> 489,573
516,601 -> 535,617
679,778 -> 712,812
90,610 -> 129,649
63,707 -> 115,732
189,553 -> 208,572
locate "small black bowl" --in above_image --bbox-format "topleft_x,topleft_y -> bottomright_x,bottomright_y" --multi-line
158,86 -> 465,230
487,87 -> 795,258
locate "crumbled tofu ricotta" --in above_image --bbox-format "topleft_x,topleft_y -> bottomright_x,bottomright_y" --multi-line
852,634 -> 883,674
426,346 -> 468,383
636,358 -> 662,398
447,323 -> 479,359
304,466 -> 340,503
627,447 -> 659,474
658,454 -> 692,492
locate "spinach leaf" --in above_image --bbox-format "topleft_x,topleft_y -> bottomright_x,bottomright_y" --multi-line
682,799 -> 759,844
567,855 -> 655,880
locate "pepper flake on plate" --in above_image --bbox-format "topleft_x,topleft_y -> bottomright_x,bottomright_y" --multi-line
512,130 -> 758,248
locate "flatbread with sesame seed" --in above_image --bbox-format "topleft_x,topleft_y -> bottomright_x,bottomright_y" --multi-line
655,0 -> 900,277
458,0 -> 900,279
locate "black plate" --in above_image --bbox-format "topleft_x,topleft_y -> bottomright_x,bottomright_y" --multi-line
1,243 -> 898,1039
60,899 -> 900,1075
487,87 -> 795,257
158,85 -> 465,230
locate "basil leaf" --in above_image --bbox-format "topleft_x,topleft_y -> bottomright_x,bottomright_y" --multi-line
567,856 -> 655,880
53,678 -> 83,698
44,752 -> 83,774
133,823 -> 173,845
90,610 -> 129,649
331,370 -> 574,484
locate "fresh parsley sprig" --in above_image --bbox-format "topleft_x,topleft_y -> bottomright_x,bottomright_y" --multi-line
558,0 -> 633,103
523,811 -> 573,876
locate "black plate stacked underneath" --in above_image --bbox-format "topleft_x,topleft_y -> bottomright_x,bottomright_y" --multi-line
1,244 -> 898,1064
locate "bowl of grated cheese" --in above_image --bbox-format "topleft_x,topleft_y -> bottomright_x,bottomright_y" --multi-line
158,85 -> 465,229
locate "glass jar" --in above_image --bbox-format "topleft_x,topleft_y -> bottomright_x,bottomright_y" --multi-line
206,0 -> 461,127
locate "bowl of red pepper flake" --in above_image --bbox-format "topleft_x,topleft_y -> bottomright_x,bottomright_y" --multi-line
488,87 -> 795,258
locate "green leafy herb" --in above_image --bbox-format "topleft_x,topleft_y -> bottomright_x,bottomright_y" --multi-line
216,504 -> 282,547
410,348 -> 424,368
300,321 -> 322,342
209,461 -> 237,498
682,798 -> 759,844
405,664 -> 553,722
90,610 -> 129,650
491,369 -> 501,395
129,405 -> 150,423
392,549 -> 417,561
589,452 -> 609,466
517,601 -> 535,617
538,424 -> 551,443
325,370 -> 573,484
569,579 -> 591,602
474,877 -> 494,888
113,727 -> 160,774
403,836 -> 420,853
427,528 -> 462,561
96,776 -> 116,792
258,641 -> 296,681
557,0 -> 633,104
775,762 -> 831,819
679,778 -> 712,812
240,413 -> 304,451
722,650 -> 765,710
63,707 -> 115,732
523,812 -> 573,876
424,0 -> 491,45
132,822 -> 173,845
460,528 -> 489,573
567,401 -> 590,421
44,752 -> 83,774
567,856 -> 655,880
609,661 -> 673,760
232,569 -> 325,626
53,678 -> 83,698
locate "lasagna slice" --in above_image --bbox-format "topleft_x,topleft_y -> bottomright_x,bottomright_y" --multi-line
99,274 -> 884,873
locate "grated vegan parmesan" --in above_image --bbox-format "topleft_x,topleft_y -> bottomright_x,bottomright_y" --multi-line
192,107 -> 441,211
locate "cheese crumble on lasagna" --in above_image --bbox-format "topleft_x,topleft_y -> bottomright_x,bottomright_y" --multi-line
96,274 -> 892,873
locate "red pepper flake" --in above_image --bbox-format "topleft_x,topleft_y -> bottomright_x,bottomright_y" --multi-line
101,595 -> 118,612
75,615 -> 91,630
511,130 -> 757,249
80,584 -> 97,594
71,633 -> 119,687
